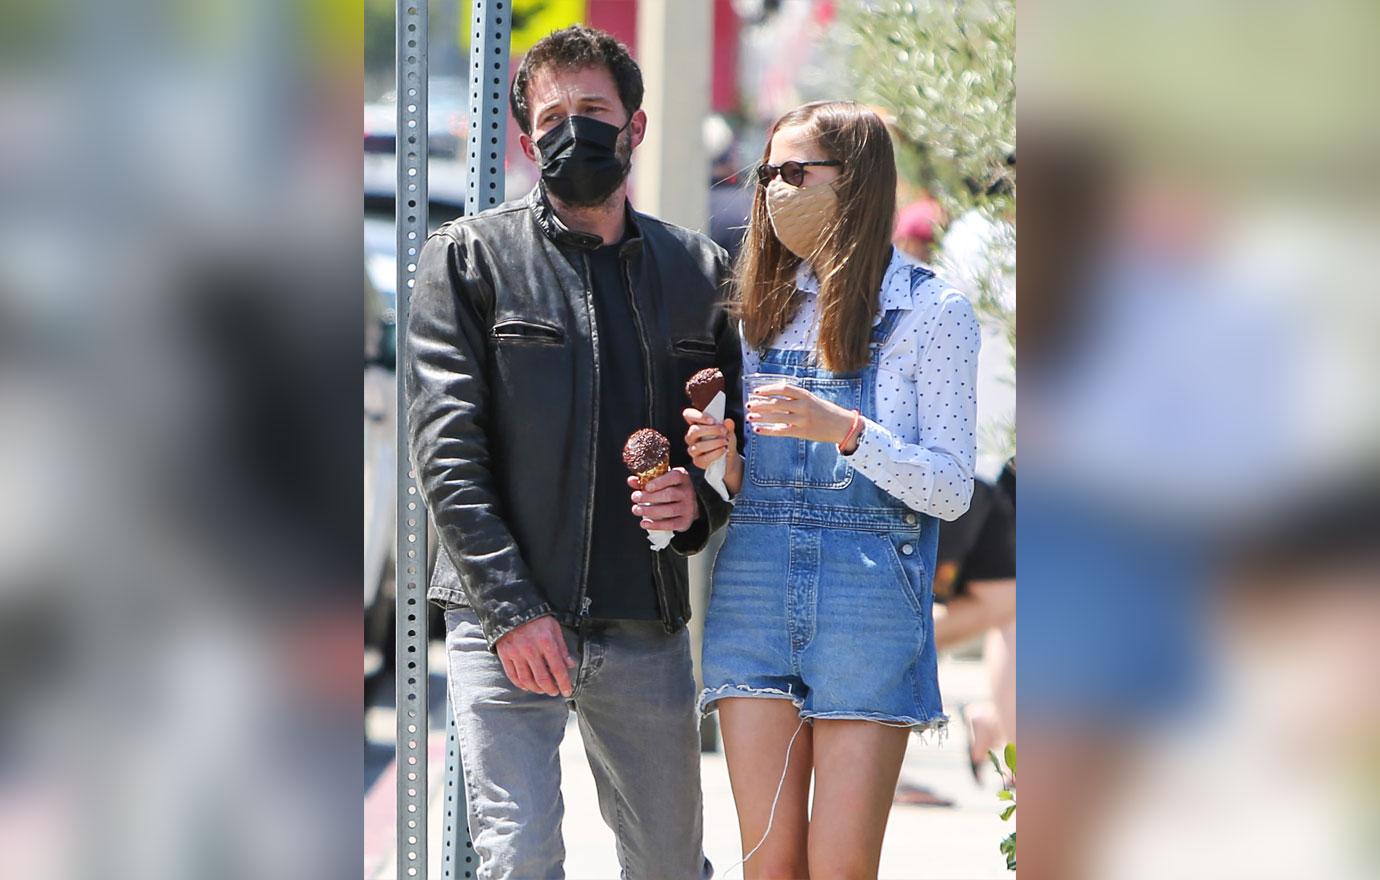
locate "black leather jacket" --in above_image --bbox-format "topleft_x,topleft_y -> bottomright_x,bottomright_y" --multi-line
406,185 -> 743,649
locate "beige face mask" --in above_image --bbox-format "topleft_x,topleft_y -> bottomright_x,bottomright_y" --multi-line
766,177 -> 840,259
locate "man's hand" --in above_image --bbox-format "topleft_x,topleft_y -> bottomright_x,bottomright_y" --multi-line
627,466 -> 699,533
494,615 -> 576,697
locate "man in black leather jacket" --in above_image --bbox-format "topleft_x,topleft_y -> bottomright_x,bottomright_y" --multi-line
406,26 -> 740,878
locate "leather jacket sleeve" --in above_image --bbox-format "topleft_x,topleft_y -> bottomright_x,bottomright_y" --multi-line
671,247 -> 743,556
405,231 -> 554,649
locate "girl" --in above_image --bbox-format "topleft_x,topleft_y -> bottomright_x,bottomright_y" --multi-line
685,101 -> 979,877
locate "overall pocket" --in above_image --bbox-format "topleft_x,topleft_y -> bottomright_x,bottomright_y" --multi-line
748,376 -> 861,489
882,532 -> 930,620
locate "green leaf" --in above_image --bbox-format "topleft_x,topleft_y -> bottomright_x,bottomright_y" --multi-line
988,749 -> 1004,777
1000,804 -> 1016,821
1003,742 -> 1017,774
997,789 -> 1014,801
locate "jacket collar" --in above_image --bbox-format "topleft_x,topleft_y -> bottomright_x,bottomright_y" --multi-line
794,246 -> 916,311
528,183 -> 644,255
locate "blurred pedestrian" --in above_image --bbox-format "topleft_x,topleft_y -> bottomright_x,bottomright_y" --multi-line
706,114 -> 754,261
935,461 -> 1016,779
893,195 -> 943,262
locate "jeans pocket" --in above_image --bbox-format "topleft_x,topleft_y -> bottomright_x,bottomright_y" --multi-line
443,605 -> 487,651
881,533 -> 929,620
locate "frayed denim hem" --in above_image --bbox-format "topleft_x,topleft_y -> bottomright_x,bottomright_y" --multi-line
803,710 -> 950,744
698,683 -> 805,718
699,686 -> 949,744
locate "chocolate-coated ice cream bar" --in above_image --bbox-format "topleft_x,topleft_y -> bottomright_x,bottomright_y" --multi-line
685,367 -> 725,412
623,428 -> 671,489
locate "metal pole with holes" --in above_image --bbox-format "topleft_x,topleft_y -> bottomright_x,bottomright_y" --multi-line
396,2 -> 429,878
440,2 -> 511,876
396,1 -> 512,878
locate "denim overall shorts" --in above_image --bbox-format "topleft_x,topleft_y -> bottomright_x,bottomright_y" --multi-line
699,298 -> 946,735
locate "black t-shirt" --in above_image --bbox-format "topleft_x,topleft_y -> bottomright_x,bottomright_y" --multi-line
934,462 -> 1016,601
583,240 -> 660,620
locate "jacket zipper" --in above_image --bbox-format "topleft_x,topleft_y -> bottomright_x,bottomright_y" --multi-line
621,257 -> 674,628
576,253 -> 599,624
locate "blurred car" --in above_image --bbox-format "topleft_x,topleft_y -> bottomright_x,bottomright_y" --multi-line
363,158 -> 467,679
363,155 -> 468,367
361,107 -> 542,678
368,75 -> 469,160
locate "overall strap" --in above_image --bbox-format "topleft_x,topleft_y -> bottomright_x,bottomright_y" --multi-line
868,263 -> 935,352
910,263 -> 936,288
869,308 -> 905,349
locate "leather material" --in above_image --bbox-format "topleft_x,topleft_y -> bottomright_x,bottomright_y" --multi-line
406,185 -> 743,650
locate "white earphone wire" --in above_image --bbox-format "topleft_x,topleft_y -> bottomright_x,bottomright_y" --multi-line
722,716 -> 808,879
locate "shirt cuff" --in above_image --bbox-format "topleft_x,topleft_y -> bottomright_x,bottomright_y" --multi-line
844,417 -> 933,507
844,417 -> 887,465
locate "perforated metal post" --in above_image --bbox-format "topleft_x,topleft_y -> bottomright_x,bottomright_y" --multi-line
439,3 -> 511,878
397,3 -> 510,876
396,2 -> 429,879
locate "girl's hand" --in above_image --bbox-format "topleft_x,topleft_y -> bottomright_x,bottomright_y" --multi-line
683,408 -> 737,469
683,408 -> 744,496
746,382 -> 858,448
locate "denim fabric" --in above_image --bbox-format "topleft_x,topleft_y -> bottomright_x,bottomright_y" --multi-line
700,309 -> 946,733
445,607 -> 713,879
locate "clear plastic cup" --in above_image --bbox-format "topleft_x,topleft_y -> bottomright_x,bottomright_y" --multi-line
744,372 -> 791,432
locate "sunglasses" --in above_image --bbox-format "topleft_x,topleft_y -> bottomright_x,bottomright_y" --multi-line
756,160 -> 842,188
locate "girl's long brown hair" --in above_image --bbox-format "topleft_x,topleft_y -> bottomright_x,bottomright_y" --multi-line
734,101 -> 897,372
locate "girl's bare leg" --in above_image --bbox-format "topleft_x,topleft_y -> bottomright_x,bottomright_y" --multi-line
719,697 -> 814,879
807,719 -> 910,879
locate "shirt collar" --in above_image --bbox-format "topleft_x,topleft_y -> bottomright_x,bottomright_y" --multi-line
793,246 -> 916,311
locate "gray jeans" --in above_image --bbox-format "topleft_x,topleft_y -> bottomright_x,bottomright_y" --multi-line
444,606 -> 713,880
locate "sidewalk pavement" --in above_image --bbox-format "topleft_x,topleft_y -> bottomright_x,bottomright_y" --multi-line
365,644 -> 1010,879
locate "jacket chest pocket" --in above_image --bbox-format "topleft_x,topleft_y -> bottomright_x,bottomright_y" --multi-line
492,318 -> 565,345
671,335 -> 717,374
748,376 -> 861,490
670,335 -> 719,402
672,337 -> 717,358
489,318 -> 575,416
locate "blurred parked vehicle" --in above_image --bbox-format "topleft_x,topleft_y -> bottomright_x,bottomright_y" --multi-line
362,161 -> 467,680
363,155 -> 467,368
366,75 -> 470,159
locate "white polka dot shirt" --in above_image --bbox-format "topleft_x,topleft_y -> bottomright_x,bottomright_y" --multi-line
741,248 -> 979,520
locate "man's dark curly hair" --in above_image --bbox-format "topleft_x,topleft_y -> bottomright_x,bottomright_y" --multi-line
509,25 -> 644,137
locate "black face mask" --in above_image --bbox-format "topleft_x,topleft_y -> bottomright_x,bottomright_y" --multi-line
535,115 -> 631,206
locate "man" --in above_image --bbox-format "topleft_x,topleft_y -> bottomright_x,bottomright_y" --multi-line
406,25 -> 740,879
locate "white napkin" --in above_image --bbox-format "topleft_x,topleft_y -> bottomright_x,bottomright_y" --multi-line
702,389 -> 731,503
646,527 -> 674,550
